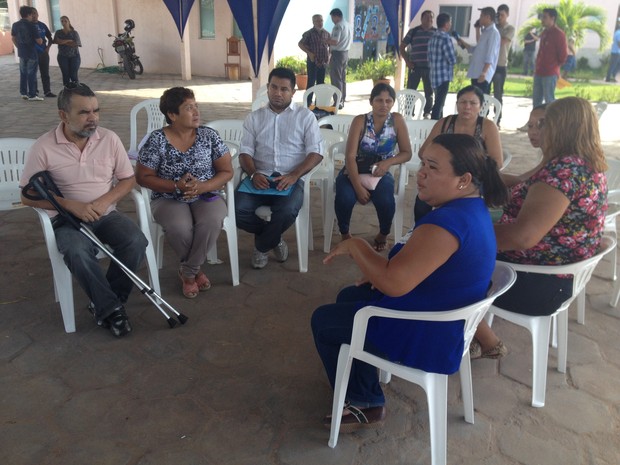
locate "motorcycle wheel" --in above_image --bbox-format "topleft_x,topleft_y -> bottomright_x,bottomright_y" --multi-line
134,58 -> 144,75
123,54 -> 136,79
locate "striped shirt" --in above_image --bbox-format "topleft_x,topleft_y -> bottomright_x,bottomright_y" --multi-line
402,25 -> 436,67
240,102 -> 323,181
428,30 -> 457,88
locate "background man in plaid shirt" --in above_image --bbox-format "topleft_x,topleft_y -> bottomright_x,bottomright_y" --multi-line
428,13 -> 457,120
299,14 -> 330,106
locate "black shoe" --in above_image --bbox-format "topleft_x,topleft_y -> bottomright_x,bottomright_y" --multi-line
45,92 -> 56,97
88,303 -> 132,337
338,102 -> 344,110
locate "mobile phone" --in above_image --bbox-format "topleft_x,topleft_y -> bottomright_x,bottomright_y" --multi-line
451,30 -> 460,40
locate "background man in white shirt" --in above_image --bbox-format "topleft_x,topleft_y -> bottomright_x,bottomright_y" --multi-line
328,8 -> 352,109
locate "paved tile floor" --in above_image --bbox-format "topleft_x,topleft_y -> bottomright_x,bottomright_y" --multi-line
1,55 -> 620,465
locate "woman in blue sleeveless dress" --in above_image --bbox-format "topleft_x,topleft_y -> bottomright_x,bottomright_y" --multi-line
313,133 -> 509,430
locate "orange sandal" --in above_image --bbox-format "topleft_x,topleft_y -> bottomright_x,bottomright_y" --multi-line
178,270 -> 199,298
195,271 -> 211,291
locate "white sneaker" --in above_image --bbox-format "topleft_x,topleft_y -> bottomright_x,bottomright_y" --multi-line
252,248 -> 269,269
273,240 -> 289,263
21,95 -> 28,100
423,113 -> 431,119
28,96 -> 44,101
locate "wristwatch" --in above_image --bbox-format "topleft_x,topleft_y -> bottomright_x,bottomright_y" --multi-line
174,181 -> 182,197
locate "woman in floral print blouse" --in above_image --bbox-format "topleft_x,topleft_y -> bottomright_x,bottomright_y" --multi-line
471,97 -> 608,359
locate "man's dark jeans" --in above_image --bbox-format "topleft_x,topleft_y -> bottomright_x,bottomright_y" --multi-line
407,66 -> 433,115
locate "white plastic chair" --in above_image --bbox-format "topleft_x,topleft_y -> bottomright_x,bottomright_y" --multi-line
206,119 -> 244,146
595,101 -> 608,120
303,84 -> 342,113
403,119 -> 437,175
485,235 -> 616,407
395,89 -> 426,120
480,95 -> 502,124
328,263 -> 517,465
312,130 -> 347,253
139,152 -> 240,287
32,190 -> 161,333
604,159 -> 620,283
0,137 -> 35,210
128,99 -> 165,159
233,160 -> 320,273
317,114 -> 354,134
500,149 -> 512,172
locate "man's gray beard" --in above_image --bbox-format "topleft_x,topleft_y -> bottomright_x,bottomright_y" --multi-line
75,128 -> 96,138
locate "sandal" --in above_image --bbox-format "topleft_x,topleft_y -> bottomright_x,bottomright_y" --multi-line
322,402 -> 386,433
195,271 -> 211,291
178,270 -> 199,299
470,339 -> 507,360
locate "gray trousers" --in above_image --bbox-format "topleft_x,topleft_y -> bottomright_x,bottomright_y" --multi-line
152,196 -> 227,277
329,50 -> 349,103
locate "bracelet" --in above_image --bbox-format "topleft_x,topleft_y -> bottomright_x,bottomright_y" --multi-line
249,172 -> 257,181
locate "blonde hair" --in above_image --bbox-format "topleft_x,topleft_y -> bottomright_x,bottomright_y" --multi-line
542,97 -> 606,172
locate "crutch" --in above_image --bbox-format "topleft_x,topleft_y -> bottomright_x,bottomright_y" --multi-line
23,171 -> 188,328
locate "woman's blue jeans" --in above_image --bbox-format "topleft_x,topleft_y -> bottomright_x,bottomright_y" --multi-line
335,169 -> 395,235
57,54 -> 81,86
311,284 -> 386,407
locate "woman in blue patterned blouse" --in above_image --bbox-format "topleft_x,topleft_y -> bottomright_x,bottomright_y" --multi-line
334,83 -> 411,251
136,87 -> 233,298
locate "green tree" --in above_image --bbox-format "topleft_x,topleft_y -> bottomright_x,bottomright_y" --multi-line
517,0 -> 609,51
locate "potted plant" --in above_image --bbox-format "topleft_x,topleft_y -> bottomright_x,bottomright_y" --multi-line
356,55 -> 396,86
276,56 -> 308,90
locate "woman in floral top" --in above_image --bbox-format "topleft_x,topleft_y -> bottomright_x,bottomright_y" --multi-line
471,97 -> 608,359
334,83 -> 411,251
136,87 -> 233,299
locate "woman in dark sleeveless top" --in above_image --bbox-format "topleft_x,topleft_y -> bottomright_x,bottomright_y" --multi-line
414,85 -> 503,221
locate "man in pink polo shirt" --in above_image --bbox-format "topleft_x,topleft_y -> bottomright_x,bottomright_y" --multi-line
20,83 -> 147,338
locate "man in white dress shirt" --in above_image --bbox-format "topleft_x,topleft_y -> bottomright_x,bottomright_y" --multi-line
236,67 -> 323,269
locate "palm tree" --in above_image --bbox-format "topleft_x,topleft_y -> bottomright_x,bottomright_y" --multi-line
517,0 -> 609,51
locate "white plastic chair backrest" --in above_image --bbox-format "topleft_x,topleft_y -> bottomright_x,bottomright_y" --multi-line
207,119 -> 244,145
405,119 -> 436,158
480,95 -> 502,124
319,128 -> 347,154
0,137 -> 36,211
303,84 -> 342,110
606,159 -> 620,192
595,101 -> 607,120
351,263 -> 516,356
396,89 -> 426,120
500,149 -> 512,172
317,114 -> 354,134
251,93 -> 270,112
498,235 -> 616,301
129,99 -> 165,154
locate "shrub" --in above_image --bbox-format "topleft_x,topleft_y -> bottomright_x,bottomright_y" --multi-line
275,56 -> 307,74
356,55 -> 396,81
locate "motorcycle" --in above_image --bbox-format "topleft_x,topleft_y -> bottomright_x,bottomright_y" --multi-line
108,19 -> 143,79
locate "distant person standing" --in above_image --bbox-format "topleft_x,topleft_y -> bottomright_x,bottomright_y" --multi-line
400,11 -> 436,119
11,5 -> 43,101
328,8 -> 353,109
533,8 -> 567,107
427,13 -> 457,120
562,37 -> 577,79
457,7 -> 500,95
53,16 -> 82,86
32,8 -> 56,98
299,14 -> 330,105
605,28 -> 619,83
522,28 -> 538,76
491,4 -> 514,127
